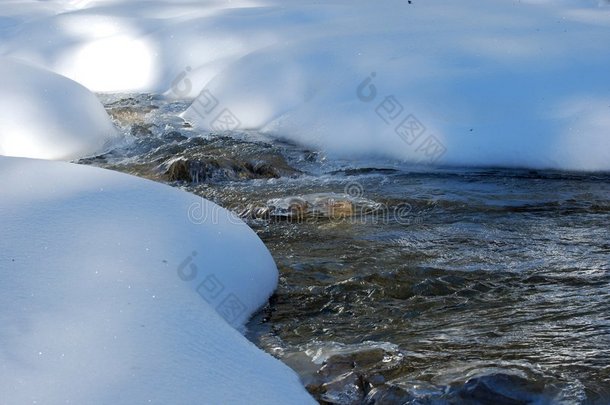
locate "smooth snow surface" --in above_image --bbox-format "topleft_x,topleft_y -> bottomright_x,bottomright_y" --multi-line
1,0 -> 609,170
0,58 -> 118,160
0,156 -> 314,404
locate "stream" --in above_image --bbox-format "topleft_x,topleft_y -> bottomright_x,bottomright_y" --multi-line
79,94 -> 610,404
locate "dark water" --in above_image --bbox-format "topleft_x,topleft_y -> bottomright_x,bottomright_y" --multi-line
83,95 -> 610,404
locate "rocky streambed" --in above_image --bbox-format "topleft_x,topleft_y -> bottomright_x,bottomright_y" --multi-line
78,94 -> 610,404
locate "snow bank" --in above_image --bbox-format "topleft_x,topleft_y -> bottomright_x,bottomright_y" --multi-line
0,156 -> 314,404
1,0 -> 609,170
181,0 -> 610,171
0,58 -> 118,160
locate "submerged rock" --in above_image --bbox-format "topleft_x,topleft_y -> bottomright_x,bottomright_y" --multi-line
106,97 -> 159,127
130,123 -> 155,138
450,373 -> 545,404
163,130 -> 188,142
266,196 -> 308,220
311,198 -> 354,219
161,136 -> 301,183
321,372 -> 366,404
164,155 -> 288,183
241,193 -> 381,221
276,342 -> 410,404
363,385 -> 414,404
245,161 -> 281,178
166,159 -> 191,182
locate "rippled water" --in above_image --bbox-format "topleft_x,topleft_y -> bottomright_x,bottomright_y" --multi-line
83,95 -> 610,404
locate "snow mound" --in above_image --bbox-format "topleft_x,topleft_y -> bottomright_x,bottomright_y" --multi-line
1,1 -> 609,170
179,0 -> 610,171
0,156 -> 314,404
0,58 -> 118,160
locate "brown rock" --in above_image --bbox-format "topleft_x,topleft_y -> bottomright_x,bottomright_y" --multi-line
321,372 -> 366,405
329,200 -> 354,218
166,159 -> 191,182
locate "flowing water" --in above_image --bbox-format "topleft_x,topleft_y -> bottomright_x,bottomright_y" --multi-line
81,95 -> 610,404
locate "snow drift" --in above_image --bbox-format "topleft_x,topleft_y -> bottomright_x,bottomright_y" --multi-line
0,156 -> 314,404
0,0 -> 609,169
0,58 -> 118,160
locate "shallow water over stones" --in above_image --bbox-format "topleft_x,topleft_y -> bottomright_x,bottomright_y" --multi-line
79,95 -> 610,404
